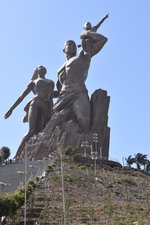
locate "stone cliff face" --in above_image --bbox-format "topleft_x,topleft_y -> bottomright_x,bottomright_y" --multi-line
24,89 -> 110,160
90,89 -> 110,159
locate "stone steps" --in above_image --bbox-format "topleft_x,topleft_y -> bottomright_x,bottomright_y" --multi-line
0,160 -> 48,192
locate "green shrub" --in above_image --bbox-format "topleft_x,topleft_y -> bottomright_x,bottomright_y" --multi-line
0,182 -> 36,217
0,195 -> 18,217
116,174 -> 137,185
64,147 -> 81,161
47,165 -> 55,172
35,176 -> 40,183
13,191 -> 25,207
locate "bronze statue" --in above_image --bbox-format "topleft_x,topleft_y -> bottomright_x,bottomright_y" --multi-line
53,19 -> 108,132
5,66 -> 54,158
78,14 -> 109,55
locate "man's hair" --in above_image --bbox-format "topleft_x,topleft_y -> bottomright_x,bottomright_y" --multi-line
64,40 -> 75,45
63,40 -> 77,54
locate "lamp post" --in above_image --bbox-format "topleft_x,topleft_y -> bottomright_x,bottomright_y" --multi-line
48,154 -> 52,164
17,171 -> 24,188
90,144 -> 98,176
24,143 -> 28,225
93,133 -> 98,157
28,165 -> 34,182
0,181 -> 7,193
100,146 -> 102,160
59,145 -> 66,225
81,141 -> 89,157
92,133 -> 98,175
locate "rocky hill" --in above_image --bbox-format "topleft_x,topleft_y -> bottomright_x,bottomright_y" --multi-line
6,154 -> 150,225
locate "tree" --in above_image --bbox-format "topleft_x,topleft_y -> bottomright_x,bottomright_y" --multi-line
145,160 -> 150,172
125,155 -> 135,168
0,155 -> 2,164
0,146 -> 11,161
134,153 -> 147,170
125,153 -> 150,171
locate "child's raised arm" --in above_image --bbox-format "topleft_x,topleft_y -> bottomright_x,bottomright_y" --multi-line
93,14 -> 109,32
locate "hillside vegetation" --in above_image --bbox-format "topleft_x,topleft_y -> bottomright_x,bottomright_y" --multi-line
4,150 -> 150,225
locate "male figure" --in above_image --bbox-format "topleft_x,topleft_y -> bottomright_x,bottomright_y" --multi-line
53,25 -> 108,132
5,66 -> 54,158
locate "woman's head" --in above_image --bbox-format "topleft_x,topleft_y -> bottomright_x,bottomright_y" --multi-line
31,66 -> 47,80
38,66 -> 47,76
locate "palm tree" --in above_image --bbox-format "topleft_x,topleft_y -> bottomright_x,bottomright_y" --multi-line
145,160 -> 150,173
134,153 -> 147,170
125,155 -> 135,168
0,155 -> 2,164
141,157 -> 149,171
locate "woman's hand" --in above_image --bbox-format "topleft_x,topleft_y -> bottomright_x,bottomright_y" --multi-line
4,109 -> 13,119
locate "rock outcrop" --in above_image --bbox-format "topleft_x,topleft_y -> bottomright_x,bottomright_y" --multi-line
24,89 -> 110,160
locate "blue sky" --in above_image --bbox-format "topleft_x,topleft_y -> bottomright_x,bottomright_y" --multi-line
0,0 -> 150,163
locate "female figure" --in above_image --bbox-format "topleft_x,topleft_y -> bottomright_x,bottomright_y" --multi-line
5,66 -> 54,158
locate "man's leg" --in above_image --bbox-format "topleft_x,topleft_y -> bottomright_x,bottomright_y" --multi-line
72,94 -> 90,132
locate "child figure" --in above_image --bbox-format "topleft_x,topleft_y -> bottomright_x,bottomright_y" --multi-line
79,14 -> 109,55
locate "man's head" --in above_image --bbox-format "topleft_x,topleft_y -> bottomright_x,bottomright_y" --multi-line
63,40 -> 77,59
83,22 -> 92,31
